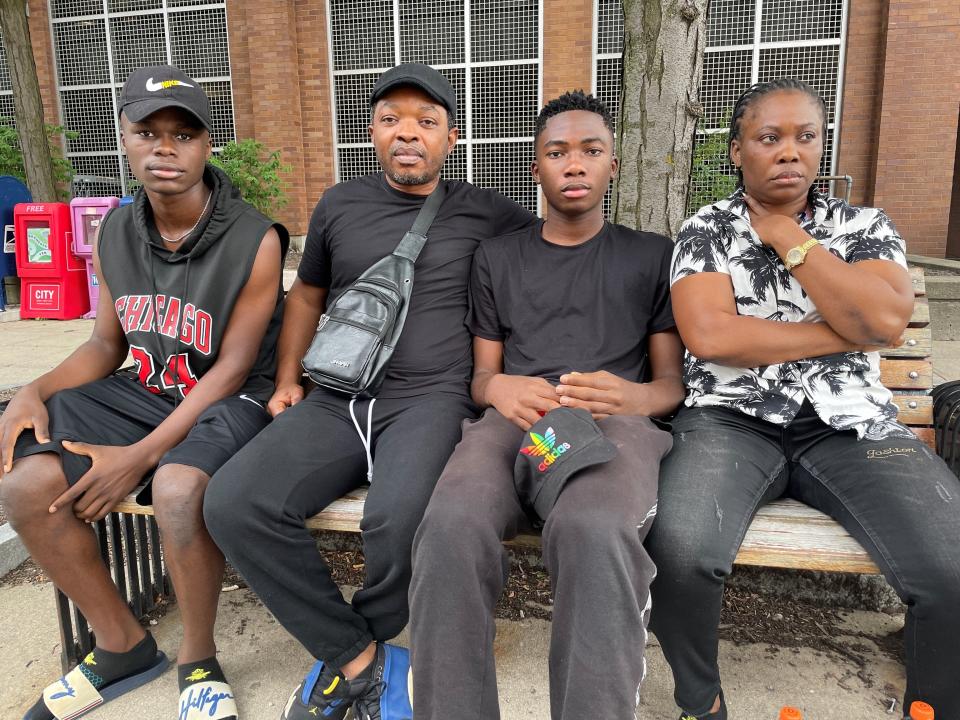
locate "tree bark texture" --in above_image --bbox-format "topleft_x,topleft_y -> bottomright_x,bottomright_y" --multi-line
0,0 -> 59,201
613,0 -> 709,237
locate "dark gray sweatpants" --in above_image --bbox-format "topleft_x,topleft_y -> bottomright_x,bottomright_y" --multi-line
409,409 -> 672,720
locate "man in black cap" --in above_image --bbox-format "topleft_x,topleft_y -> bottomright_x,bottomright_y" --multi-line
203,63 -> 533,720
1,64 -> 288,719
408,90 -> 685,719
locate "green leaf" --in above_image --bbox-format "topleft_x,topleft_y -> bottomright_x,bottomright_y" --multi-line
208,139 -> 291,217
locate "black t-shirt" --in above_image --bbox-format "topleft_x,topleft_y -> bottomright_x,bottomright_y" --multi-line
468,220 -> 675,383
299,173 -> 534,398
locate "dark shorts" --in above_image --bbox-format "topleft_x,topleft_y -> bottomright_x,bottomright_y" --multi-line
13,373 -> 271,500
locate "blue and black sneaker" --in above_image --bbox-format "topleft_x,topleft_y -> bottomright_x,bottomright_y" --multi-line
350,643 -> 412,720
282,659 -> 355,720
282,644 -> 412,720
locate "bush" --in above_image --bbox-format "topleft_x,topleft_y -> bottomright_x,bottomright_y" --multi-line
0,122 -> 77,200
687,128 -> 737,212
209,139 -> 290,217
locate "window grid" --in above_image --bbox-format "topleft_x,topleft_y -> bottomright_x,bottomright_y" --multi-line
329,0 -> 542,213
0,28 -> 12,94
0,29 -> 13,135
48,1 -> 235,195
593,0 -> 848,215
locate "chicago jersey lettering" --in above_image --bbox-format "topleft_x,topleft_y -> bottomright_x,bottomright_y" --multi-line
115,294 -> 214,356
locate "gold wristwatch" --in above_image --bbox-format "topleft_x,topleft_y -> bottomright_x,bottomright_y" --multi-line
783,237 -> 819,271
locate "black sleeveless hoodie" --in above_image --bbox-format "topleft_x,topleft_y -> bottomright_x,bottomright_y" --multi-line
98,165 -> 289,402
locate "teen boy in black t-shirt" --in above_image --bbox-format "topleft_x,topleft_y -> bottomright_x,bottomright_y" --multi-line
409,91 -> 686,720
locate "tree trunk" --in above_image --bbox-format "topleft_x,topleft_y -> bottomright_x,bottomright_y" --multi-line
0,0 -> 59,201
613,0 -> 709,237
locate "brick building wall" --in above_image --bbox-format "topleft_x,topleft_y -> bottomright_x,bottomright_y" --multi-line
227,1 -> 334,236
542,0 -> 594,102
872,0 -> 960,257
226,2 -> 310,235
293,0 -> 337,229
27,0 -> 59,128
834,0 -> 888,207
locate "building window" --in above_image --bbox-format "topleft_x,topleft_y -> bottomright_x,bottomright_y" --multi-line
593,0 -> 849,213
47,0 -> 235,196
328,0 -> 543,213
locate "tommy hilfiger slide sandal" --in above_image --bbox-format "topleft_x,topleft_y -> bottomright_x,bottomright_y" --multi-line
179,680 -> 238,720
22,650 -> 168,720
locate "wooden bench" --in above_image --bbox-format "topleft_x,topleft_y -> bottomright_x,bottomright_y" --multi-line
53,268 -> 935,669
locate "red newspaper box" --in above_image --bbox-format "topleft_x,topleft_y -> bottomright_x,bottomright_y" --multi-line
71,196 -> 119,318
14,202 -> 89,319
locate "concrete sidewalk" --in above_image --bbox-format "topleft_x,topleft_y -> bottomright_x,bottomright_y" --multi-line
0,318 -> 98,390
0,579 -> 907,720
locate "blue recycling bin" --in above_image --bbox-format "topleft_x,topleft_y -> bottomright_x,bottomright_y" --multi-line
0,176 -> 32,310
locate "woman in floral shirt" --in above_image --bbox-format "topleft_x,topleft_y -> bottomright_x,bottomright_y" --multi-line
646,78 -> 960,720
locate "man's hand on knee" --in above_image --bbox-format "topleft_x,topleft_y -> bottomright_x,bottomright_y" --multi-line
49,441 -> 153,522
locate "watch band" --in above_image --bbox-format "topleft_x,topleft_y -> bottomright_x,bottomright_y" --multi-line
784,238 -> 820,270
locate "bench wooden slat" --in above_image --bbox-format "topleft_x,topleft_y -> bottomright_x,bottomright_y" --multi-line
909,297 -> 930,327
880,358 -> 933,389
116,491 -> 882,575
890,394 -> 933,425
737,498 -> 880,573
882,327 -> 932,359
912,426 -> 935,447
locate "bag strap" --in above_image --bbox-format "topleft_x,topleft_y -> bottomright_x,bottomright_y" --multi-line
393,183 -> 447,262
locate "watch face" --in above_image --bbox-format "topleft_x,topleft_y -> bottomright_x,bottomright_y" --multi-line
786,248 -> 803,266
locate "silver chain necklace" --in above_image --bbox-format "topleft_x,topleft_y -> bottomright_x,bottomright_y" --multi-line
158,190 -> 212,244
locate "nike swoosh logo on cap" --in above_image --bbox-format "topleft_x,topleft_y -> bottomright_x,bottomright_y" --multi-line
145,77 -> 194,92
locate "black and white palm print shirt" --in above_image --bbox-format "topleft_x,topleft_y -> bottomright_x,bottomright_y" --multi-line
671,187 -> 914,441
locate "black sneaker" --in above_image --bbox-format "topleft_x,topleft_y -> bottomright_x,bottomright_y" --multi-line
679,690 -> 727,720
282,659 -> 354,720
349,643 -> 412,720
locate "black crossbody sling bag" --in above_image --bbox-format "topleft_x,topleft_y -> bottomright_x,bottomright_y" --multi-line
301,183 -> 446,397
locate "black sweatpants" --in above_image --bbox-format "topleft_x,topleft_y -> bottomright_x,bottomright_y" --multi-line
203,387 -> 476,669
410,409 -> 672,720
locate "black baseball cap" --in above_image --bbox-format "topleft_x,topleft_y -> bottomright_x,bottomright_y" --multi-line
513,407 -> 618,524
119,65 -> 212,132
370,63 -> 458,123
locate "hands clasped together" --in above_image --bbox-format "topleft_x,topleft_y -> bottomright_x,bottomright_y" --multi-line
483,371 -> 650,430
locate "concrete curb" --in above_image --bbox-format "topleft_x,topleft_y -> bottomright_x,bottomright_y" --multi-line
907,253 -> 960,272
0,523 -> 29,578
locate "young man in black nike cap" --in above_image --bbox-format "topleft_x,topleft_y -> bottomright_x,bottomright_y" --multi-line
409,90 -> 685,720
1,64 -> 288,720
203,62 -> 534,720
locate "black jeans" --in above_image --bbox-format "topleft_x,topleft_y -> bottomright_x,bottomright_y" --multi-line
410,409 -> 671,720
646,403 -> 960,717
203,388 -> 476,669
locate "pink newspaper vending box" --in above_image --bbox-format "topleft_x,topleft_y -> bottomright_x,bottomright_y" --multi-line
70,196 -> 119,318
